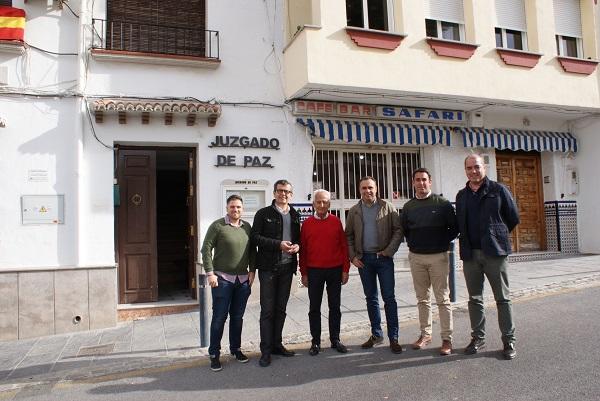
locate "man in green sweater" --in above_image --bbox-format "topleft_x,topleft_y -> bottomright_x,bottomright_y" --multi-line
201,194 -> 256,372
401,168 -> 458,356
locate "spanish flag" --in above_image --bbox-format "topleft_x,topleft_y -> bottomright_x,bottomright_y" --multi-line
0,6 -> 25,41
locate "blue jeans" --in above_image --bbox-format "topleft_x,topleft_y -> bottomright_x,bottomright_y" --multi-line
208,276 -> 251,357
358,253 -> 399,340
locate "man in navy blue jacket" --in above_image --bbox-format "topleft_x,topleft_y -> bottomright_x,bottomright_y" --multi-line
455,154 -> 520,360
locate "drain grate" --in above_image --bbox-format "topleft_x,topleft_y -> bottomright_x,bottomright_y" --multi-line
77,343 -> 115,357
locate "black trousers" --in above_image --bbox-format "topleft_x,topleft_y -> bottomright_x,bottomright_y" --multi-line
307,266 -> 343,345
258,265 -> 294,354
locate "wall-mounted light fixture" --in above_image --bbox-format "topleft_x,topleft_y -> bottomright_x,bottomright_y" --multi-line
0,117 -> 6,128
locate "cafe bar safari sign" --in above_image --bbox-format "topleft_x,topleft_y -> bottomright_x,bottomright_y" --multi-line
210,136 -> 278,168
292,100 -> 465,124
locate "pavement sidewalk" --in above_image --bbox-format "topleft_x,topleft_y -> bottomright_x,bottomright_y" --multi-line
1,254 -> 600,391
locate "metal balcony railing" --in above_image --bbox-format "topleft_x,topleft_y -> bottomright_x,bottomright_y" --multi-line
92,19 -> 219,59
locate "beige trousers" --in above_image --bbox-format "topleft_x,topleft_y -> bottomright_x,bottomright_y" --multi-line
408,251 -> 453,341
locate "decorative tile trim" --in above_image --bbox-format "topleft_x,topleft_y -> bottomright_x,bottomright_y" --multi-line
426,38 -> 479,59
557,56 -> 598,75
345,27 -> 406,50
496,48 -> 542,68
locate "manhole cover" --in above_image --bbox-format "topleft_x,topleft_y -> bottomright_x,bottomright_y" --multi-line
77,343 -> 115,357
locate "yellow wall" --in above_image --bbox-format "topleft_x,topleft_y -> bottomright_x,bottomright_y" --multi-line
283,0 -> 600,108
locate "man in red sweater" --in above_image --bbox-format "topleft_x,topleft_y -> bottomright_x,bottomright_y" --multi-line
300,189 -> 350,356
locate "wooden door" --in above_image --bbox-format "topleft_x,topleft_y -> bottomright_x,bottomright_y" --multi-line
496,151 -> 545,252
117,149 -> 158,303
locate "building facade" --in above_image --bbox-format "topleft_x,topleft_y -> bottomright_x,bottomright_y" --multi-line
1,0 -> 600,340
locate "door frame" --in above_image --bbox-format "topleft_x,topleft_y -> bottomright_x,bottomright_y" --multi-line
115,145 -> 198,303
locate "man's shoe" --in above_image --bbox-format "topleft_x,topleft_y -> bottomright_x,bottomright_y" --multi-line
258,353 -> 271,367
440,340 -> 453,356
309,343 -> 321,356
331,341 -> 348,354
361,335 -> 384,349
390,339 -> 403,354
231,350 -> 249,363
210,356 -> 222,372
411,335 -> 432,350
503,342 -> 517,360
464,338 -> 486,355
272,345 -> 295,357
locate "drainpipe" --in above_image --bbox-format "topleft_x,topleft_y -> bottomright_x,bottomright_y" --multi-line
448,241 -> 457,302
197,262 -> 209,347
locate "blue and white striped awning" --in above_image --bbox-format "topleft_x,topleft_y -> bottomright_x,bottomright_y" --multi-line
462,128 -> 578,153
297,118 -> 453,146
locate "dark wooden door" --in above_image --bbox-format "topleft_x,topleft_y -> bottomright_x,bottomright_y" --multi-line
117,149 -> 158,303
496,151 -> 545,252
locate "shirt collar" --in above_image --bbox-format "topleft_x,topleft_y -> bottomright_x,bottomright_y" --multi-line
313,212 -> 330,220
415,191 -> 432,200
274,203 -> 289,214
224,214 -> 243,227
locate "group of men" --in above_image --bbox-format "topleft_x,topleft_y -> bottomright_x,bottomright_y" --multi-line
200,153 -> 520,372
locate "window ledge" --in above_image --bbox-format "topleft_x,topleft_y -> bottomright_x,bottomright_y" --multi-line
426,37 -> 479,59
90,49 -> 221,69
345,27 -> 406,50
556,56 -> 598,75
496,48 -> 543,68
0,40 -> 26,55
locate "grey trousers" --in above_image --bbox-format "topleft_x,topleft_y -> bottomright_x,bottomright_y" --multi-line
462,250 -> 515,344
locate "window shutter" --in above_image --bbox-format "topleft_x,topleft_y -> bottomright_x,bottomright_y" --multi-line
553,0 -> 582,37
495,0 -> 526,31
425,0 -> 465,24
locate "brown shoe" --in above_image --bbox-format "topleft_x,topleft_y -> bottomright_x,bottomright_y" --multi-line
411,335 -> 432,350
440,340 -> 452,356
390,339 -> 403,354
361,335 -> 384,349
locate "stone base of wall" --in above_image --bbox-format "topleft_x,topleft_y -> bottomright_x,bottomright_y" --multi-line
0,266 -> 117,341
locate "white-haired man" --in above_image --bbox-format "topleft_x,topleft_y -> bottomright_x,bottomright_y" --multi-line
300,189 -> 350,356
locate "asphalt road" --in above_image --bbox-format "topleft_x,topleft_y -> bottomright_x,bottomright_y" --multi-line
5,285 -> 600,401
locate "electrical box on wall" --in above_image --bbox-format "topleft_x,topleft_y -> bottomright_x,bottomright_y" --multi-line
468,111 -> 484,128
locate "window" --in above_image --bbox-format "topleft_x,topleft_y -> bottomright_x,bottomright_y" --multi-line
495,0 -> 527,50
556,35 -> 581,57
346,0 -> 393,31
103,0 -> 209,57
425,0 -> 465,41
0,1 -> 12,6
426,19 -> 463,41
495,28 -> 527,50
313,148 -> 420,221
553,0 -> 583,58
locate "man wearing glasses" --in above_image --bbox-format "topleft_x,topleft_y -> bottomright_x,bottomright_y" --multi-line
251,179 -> 301,367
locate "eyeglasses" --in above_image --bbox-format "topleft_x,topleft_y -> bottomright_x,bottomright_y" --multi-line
275,189 -> 293,195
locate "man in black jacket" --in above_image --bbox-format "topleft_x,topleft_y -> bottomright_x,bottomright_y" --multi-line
251,179 -> 301,367
456,154 -> 520,360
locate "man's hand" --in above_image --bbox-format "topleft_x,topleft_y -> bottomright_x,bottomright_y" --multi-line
342,272 -> 349,285
301,275 -> 308,287
207,274 -> 218,288
351,256 -> 364,268
280,241 -> 300,254
248,271 -> 255,286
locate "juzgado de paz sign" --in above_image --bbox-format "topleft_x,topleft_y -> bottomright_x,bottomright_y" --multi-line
210,136 -> 279,168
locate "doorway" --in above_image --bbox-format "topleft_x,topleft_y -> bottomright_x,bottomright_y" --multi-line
496,150 -> 545,252
116,146 -> 197,304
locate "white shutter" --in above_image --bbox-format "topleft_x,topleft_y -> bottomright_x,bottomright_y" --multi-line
495,0 -> 526,31
425,0 -> 465,24
553,0 -> 582,37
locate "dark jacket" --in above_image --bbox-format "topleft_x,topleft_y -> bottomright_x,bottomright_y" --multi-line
251,200 -> 301,271
455,177 -> 520,260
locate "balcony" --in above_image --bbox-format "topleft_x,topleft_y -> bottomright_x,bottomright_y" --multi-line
91,19 -> 220,68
